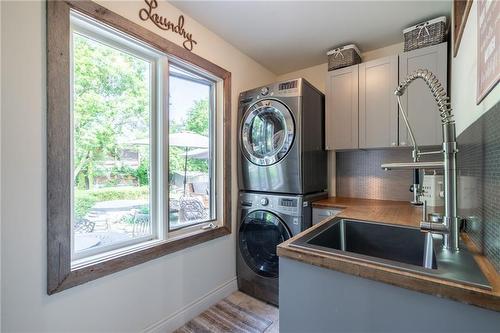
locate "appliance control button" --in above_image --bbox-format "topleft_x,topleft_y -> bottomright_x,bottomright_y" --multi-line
260,198 -> 269,206
261,87 -> 269,95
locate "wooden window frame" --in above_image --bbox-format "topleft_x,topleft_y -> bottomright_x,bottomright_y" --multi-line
47,0 -> 231,295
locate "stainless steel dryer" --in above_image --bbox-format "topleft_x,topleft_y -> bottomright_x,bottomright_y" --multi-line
237,191 -> 327,306
238,78 -> 327,194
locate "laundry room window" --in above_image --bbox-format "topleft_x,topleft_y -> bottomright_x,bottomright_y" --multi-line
168,64 -> 217,230
70,13 -> 162,263
47,1 -> 231,294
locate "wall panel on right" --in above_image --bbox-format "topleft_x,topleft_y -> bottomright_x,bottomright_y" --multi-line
457,101 -> 500,272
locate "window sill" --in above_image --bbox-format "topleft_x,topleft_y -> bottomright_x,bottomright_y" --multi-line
71,221 -> 220,270
50,225 -> 231,295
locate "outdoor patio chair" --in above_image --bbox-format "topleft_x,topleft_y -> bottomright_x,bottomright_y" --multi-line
74,218 -> 96,233
132,211 -> 151,237
192,182 -> 209,195
170,198 -> 180,213
87,211 -> 110,231
179,196 -> 209,222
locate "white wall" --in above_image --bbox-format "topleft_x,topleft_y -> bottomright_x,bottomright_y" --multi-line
277,43 -> 404,196
0,1 -> 275,332
451,1 -> 500,135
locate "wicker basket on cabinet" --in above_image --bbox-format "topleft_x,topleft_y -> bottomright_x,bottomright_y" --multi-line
403,16 -> 447,52
327,44 -> 361,71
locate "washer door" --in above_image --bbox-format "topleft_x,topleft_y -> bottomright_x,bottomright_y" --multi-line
239,210 -> 292,278
241,99 -> 295,166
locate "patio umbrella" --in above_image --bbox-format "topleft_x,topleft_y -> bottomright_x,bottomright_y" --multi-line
169,132 -> 209,195
186,148 -> 209,159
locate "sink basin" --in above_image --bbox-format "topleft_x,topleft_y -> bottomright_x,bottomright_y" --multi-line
290,217 -> 491,290
306,219 -> 437,269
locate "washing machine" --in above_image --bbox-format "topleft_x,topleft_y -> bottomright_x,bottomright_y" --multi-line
238,78 -> 327,194
237,191 -> 327,306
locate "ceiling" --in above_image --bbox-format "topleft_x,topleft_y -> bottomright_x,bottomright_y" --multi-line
171,1 -> 451,74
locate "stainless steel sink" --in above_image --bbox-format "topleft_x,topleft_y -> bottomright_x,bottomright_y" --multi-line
290,217 -> 491,290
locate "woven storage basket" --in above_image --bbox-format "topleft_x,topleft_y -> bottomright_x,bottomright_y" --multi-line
404,16 -> 447,52
327,44 -> 361,71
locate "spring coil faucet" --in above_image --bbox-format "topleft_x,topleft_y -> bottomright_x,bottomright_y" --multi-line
395,69 -> 454,125
384,69 -> 460,252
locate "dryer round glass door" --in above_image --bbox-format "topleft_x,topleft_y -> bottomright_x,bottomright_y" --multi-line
239,210 -> 292,278
241,99 -> 295,166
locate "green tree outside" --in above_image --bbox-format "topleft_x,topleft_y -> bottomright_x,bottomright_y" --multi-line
73,33 -> 150,190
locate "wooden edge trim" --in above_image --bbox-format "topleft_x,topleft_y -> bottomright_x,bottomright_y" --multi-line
223,74 -> 232,233
311,203 -> 348,209
453,0 -> 473,57
47,0 -> 72,294
50,226 -> 231,294
47,0 -> 232,294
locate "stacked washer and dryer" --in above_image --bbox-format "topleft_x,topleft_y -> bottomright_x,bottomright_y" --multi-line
237,78 -> 328,306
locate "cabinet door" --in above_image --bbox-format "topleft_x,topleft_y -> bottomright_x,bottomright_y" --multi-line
325,65 -> 359,150
399,43 -> 447,147
312,207 -> 341,225
359,55 -> 399,148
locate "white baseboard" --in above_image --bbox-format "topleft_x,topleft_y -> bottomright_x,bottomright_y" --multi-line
143,277 -> 238,333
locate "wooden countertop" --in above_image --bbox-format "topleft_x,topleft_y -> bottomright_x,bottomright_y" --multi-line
278,197 -> 500,312
313,197 -> 424,226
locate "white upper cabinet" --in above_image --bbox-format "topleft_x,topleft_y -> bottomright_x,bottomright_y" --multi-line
359,55 -> 399,149
398,42 -> 447,147
325,64 -> 359,150
325,43 -> 448,150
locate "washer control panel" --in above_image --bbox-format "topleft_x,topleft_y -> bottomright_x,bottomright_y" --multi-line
240,193 -> 302,216
238,79 -> 303,104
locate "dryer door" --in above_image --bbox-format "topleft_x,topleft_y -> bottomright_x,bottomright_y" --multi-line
241,99 -> 295,166
239,210 -> 292,278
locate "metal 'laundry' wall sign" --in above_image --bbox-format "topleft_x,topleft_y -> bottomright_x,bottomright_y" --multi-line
139,0 -> 197,51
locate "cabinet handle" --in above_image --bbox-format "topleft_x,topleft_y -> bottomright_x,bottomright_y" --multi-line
391,142 -> 396,146
401,141 -> 406,146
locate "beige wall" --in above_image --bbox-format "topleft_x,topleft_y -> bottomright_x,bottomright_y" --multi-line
277,63 -> 329,93
1,1 -> 275,332
451,1 -> 500,135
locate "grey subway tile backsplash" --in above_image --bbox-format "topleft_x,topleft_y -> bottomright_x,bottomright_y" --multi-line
336,147 -> 440,202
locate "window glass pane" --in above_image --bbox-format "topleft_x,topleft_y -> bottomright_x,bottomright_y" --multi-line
72,32 -> 153,258
168,65 -> 214,230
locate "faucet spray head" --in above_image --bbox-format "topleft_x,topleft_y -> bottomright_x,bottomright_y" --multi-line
394,69 -> 454,125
